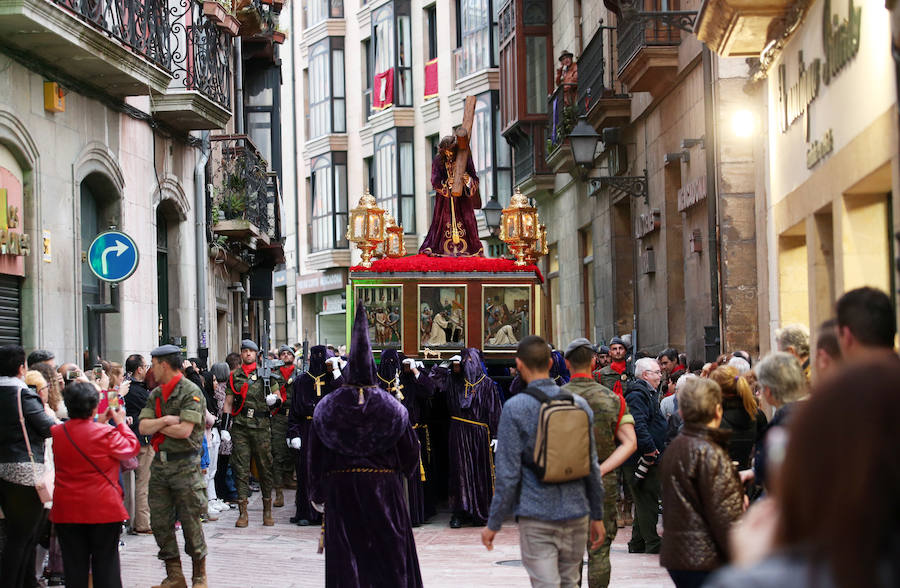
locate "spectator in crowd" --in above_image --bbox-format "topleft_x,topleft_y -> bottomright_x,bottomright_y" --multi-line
483,336 -> 606,587
688,359 -> 705,376
660,377 -> 744,588
0,345 -> 57,587
624,357 -> 668,554
835,286 -> 896,360
123,354 -> 154,534
775,324 -> 811,381
661,373 -> 696,444
709,366 -> 767,471
708,357 -> 900,588
751,352 -> 806,491
27,349 -> 56,370
812,319 -> 841,383
726,356 -> 751,375
50,382 -> 139,588
730,350 -> 752,367
204,362 -> 230,515
214,359 -> 238,504
31,362 -> 64,418
657,348 -> 685,391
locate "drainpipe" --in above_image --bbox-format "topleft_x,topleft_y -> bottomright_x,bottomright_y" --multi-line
702,46 -> 722,361
195,132 -> 210,364
234,41 -> 244,134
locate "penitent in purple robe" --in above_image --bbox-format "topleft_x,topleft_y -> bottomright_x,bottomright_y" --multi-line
430,348 -> 502,524
308,304 -> 423,588
378,350 -> 436,525
288,345 -> 344,524
508,350 -> 571,399
419,154 -> 483,257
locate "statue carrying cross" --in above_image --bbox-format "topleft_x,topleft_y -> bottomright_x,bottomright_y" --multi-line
419,96 -> 484,257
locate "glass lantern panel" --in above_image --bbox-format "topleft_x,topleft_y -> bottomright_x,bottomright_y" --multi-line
352,215 -> 365,239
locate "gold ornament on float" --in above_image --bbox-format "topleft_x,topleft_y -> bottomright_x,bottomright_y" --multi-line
499,187 -> 539,266
383,212 -> 407,258
346,190 -> 386,268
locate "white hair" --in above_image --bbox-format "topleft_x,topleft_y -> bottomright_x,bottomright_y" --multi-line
634,357 -> 659,380
675,373 -> 698,393
775,324 -> 810,356
727,356 -> 751,375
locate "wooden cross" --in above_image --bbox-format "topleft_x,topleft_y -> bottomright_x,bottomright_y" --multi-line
451,96 -> 477,198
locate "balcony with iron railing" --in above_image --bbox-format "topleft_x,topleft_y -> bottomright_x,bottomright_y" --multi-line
616,4 -> 696,96
210,134 -> 277,248
579,24 -> 632,131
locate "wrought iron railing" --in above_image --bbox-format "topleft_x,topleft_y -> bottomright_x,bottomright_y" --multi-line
617,12 -> 685,75
547,83 -> 577,149
512,123 -> 551,186
265,172 -> 283,244
52,0 -> 170,69
578,27 -> 606,108
210,135 -> 271,236
168,1 -> 232,110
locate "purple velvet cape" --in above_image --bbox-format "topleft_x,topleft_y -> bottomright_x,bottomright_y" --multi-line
308,385 -> 423,588
287,346 -> 345,522
419,155 -> 483,257
429,348 -> 502,523
508,350 -> 571,398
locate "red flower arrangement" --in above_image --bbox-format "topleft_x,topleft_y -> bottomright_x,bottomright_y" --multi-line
351,254 -> 543,282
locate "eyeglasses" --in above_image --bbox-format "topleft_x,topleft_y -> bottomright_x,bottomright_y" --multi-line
645,370 -> 662,375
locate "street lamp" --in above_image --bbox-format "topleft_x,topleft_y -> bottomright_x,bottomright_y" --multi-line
482,196 -> 503,236
568,116 -> 601,167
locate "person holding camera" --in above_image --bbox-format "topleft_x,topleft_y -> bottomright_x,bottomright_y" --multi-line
624,357 -> 668,554
50,381 -> 140,588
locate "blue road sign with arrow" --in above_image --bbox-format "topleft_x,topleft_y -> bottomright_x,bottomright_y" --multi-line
87,231 -> 139,283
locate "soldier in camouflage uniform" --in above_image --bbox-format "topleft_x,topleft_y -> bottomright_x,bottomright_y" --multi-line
270,344 -> 299,507
220,340 -> 281,527
562,338 -> 637,588
139,344 -> 209,588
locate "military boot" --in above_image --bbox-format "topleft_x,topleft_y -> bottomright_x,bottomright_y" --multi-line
235,499 -> 249,528
152,558 -> 187,588
263,498 -> 275,526
191,557 -> 207,588
274,487 -> 285,508
616,500 -> 625,529
623,498 -> 634,526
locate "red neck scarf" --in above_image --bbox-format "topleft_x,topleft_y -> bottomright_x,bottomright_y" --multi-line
241,362 -> 257,376
571,372 -> 592,380
609,360 -> 627,399
152,373 -> 183,451
276,366 -> 295,405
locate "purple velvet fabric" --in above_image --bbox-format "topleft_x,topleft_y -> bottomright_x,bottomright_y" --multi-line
400,365 -> 436,525
430,348 -> 502,523
288,345 -> 345,522
508,352 -> 571,398
419,155 -> 483,257
307,304 -> 423,587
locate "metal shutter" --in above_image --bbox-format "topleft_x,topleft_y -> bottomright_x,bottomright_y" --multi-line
0,274 -> 21,345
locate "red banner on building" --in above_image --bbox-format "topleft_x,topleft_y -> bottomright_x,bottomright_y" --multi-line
424,58 -> 438,100
373,68 -> 394,110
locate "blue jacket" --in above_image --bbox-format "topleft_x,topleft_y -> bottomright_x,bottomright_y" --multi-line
625,378 -> 668,466
486,378 -> 605,531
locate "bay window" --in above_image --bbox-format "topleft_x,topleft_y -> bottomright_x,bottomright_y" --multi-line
372,1 -> 412,110
308,38 -> 346,139
374,129 -> 415,233
310,153 -> 348,252
456,0 -> 500,78
306,0 -> 343,29
471,92 -> 513,207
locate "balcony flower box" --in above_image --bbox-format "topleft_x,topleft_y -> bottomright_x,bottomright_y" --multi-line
202,1 -> 228,23
220,14 -> 240,35
271,30 -> 286,44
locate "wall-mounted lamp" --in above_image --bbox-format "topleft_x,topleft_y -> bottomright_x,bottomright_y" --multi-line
664,150 -> 690,165
228,281 -> 245,294
681,137 -> 705,149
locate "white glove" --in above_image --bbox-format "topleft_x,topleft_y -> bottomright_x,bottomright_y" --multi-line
490,439 -> 498,451
326,357 -> 340,369
338,358 -> 347,370
449,355 -> 461,363
220,430 -> 231,444
402,358 -> 415,367
265,393 -> 279,407
312,501 -> 325,514
416,361 -> 425,369
289,437 -> 302,450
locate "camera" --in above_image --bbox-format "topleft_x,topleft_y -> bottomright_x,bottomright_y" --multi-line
64,369 -> 81,383
632,455 -> 656,485
93,363 -> 103,379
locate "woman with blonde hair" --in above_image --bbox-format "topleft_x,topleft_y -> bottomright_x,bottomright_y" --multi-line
709,366 -> 767,471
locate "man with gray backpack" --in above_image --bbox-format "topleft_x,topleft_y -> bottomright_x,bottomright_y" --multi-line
481,335 -> 606,588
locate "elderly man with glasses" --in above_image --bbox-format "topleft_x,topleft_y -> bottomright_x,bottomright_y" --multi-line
623,357 -> 669,555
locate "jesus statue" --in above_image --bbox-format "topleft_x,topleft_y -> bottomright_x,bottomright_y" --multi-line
418,135 -> 483,257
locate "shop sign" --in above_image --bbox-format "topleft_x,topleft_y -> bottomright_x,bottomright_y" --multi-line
635,209 -> 661,239
322,293 -> 345,313
807,128 -> 834,168
678,176 -> 707,212
777,0 -> 861,137
298,270 -> 347,295
0,189 -> 30,258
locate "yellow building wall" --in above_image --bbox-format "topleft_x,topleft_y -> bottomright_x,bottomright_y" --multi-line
779,235 -> 810,327
840,194 -> 890,293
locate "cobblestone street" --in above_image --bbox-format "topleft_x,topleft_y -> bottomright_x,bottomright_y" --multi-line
119,491 -> 672,587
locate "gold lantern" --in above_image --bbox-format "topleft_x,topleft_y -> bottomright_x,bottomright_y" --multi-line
499,187 -> 539,266
346,190 -> 386,268
524,222 -> 549,265
383,212 -> 407,258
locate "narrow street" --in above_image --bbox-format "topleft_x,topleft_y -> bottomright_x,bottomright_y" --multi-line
119,491 -> 672,587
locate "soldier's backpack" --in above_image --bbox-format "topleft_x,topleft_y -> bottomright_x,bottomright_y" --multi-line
521,386 -> 592,483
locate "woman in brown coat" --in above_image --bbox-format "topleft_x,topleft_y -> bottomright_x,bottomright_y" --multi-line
660,377 -> 744,588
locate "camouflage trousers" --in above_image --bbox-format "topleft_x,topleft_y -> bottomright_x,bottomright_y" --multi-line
148,457 -> 208,561
586,478 -> 619,588
231,422 -> 274,500
269,413 -> 293,487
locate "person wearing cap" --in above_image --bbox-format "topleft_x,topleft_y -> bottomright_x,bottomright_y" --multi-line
595,346 -> 611,371
308,304 -> 424,587
220,339 -> 281,528
562,338 -> 637,588
269,345 -> 298,508
138,344 -> 208,588
555,50 -> 578,104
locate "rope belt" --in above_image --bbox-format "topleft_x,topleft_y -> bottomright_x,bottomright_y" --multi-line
412,423 -> 430,482
327,468 -> 397,475
450,416 -> 495,494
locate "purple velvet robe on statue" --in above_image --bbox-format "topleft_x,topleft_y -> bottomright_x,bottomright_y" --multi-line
308,305 -> 423,588
419,154 -> 483,257
378,350 -> 436,525
288,346 -> 344,523
430,348 -> 502,524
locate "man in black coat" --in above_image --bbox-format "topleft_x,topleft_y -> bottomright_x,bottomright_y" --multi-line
624,357 -> 668,554
124,354 -> 154,534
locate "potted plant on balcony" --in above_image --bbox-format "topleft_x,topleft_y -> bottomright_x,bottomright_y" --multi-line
271,28 -> 287,44
203,1 -> 241,35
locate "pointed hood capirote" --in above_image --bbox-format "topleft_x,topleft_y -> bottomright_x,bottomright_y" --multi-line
313,302 -> 408,456
377,349 -> 402,384
308,345 -> 328,376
